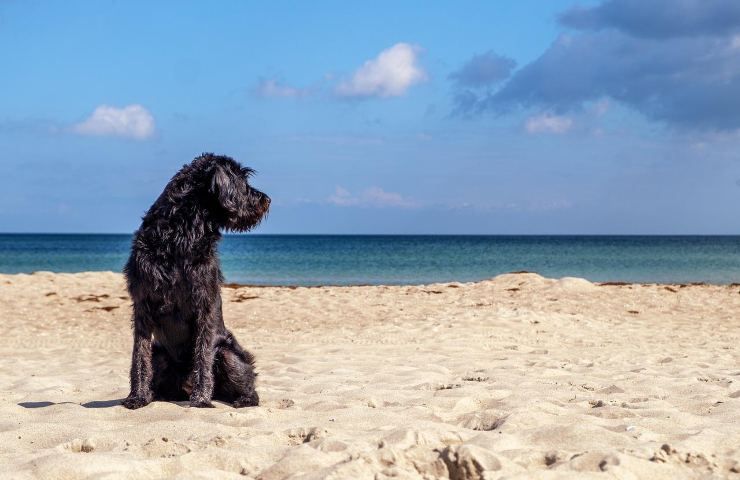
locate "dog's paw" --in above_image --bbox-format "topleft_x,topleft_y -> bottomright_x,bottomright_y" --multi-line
189,397 -> 215,408
122,396 -> 151,410
233,391 -> 259,408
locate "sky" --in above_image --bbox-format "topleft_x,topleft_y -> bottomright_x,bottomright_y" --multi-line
1,0 -> 740,234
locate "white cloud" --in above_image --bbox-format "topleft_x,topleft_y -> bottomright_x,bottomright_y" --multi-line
327,186 -> 418,208
336,43 -> 427,98
254,78 -> 310,98
327,186 -> 355,206
592,98 -> 610,116
72,104 -> 155,139
525,113 -> 573,134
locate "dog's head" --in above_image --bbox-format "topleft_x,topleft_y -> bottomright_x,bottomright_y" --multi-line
192,153 -> 270,232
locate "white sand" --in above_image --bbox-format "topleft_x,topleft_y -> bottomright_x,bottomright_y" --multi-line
0,272 -> 738,479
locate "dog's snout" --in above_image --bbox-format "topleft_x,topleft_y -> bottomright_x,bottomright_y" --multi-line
261,195 -> 271,211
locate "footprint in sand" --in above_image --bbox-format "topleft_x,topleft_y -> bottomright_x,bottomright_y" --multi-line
62,438 -> 96,453
285,426 -> 330,446
456,410 -> 508,431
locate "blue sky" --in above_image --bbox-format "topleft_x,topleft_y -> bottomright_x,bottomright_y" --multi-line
1,0 -> 740,234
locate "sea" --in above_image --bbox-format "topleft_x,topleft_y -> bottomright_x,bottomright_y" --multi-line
0,234 -> 739,286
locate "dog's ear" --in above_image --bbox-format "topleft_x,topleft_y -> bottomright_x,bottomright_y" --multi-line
210,165 -> 238,213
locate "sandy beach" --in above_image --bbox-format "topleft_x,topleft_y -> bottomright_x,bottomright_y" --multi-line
0,271 -> 738,479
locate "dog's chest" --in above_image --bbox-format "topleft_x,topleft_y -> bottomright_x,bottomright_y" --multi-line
153,305 -> 195,361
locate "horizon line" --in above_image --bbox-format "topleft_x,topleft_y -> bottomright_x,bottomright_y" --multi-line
1,232 -> 740,237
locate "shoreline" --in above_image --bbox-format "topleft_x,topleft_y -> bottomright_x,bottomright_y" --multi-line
3,269 -> 740,288
3,232 -> 740,236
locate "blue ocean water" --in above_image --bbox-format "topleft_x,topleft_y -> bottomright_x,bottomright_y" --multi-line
0,234 -> 739,285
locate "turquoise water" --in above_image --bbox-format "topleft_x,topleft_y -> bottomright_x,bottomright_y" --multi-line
0,234 -> 739,285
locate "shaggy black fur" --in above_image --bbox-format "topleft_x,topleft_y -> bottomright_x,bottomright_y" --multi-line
122,153 -> 270,409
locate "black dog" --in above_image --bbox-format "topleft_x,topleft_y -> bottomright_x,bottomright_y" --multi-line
122,153 -> 270,409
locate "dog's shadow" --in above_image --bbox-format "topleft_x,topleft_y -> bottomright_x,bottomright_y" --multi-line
18,399 -> 124,409
17,399 -> 203,409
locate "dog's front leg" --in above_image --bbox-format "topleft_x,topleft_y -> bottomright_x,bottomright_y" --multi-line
189,301 -> 217,408
123,312 -> 154,409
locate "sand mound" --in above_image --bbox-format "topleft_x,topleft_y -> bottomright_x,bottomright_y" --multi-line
550,276 -> 597,292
